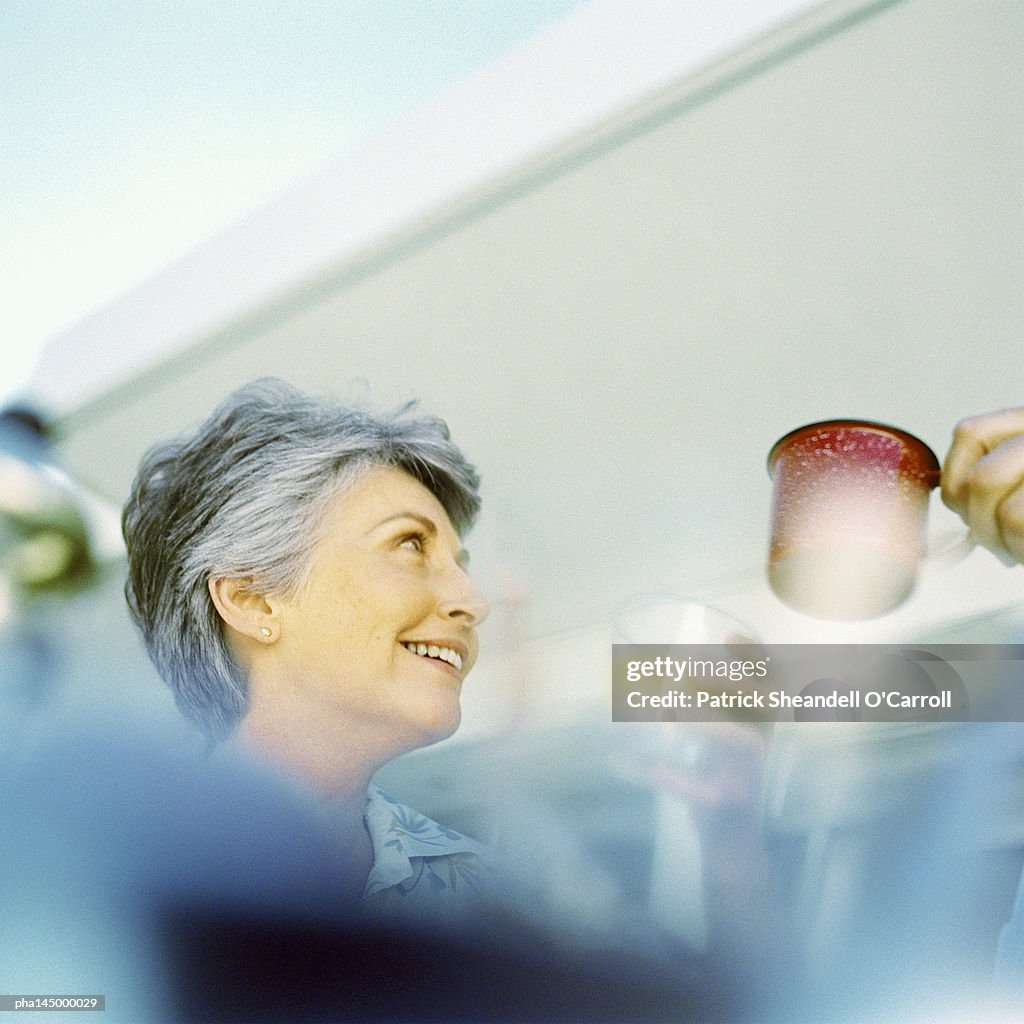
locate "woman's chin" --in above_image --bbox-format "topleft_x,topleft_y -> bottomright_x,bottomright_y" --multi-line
406,699 -> 462,750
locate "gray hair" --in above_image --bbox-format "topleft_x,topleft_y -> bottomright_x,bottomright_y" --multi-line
122,378 -> 481,739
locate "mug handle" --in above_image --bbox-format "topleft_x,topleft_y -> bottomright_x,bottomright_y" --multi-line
924,530 -> 1019,568
924,469 -> 1018,567
924,530 -> 974,568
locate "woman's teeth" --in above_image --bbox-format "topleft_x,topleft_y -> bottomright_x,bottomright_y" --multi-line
402,642 -> 463,671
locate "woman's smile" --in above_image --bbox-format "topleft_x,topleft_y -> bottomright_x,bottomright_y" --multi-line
400,640 -> 466,673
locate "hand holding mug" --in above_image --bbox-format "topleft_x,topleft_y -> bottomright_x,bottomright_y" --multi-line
941,407 -> 1024,566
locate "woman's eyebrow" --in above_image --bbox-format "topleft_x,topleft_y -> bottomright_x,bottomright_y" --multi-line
373,510 -> 435,531
371,511 -> 470,569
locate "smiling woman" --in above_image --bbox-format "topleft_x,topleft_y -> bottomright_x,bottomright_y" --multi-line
121,377 -> 490,913
216,467 -> 485,782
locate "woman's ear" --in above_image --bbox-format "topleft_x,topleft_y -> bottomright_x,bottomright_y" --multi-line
208,576 -> 279,644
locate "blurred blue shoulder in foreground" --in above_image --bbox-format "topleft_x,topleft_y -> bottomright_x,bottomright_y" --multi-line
0,709 -> 359,1022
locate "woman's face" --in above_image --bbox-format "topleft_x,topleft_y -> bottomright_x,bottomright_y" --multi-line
263,466 -> 489,756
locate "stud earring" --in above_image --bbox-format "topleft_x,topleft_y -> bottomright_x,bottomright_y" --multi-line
260,626 -> 273,640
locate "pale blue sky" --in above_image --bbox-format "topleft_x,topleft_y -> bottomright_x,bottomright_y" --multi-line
1,0 -> 587,404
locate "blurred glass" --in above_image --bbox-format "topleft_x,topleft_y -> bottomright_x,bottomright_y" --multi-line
611,596 -> 767,951
613,594 -> 761,647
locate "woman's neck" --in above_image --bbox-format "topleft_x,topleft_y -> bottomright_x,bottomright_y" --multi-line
237,682 -> 396,793
233,709 -> 381,896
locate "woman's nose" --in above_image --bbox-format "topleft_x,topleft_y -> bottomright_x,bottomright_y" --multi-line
437,568 -> 490,627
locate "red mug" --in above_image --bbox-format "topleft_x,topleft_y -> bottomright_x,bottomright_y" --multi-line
766,420 -> 960,620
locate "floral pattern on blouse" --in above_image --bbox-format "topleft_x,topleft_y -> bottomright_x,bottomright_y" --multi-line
360,785 -> 486,922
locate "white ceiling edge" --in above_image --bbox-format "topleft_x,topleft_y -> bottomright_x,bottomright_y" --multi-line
24,0 -> 841,419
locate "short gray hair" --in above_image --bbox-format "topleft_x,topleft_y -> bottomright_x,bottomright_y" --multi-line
122,378 -> 481,739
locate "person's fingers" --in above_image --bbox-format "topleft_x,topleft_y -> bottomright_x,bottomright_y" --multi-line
942,408 -> 1024,514
994,480 -> 1024,564
960,434 -> 1024,558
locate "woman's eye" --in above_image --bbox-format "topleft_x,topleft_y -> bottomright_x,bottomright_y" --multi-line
399,533 -> 425,553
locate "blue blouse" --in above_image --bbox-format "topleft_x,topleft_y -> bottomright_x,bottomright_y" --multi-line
360,785 -> 487,922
